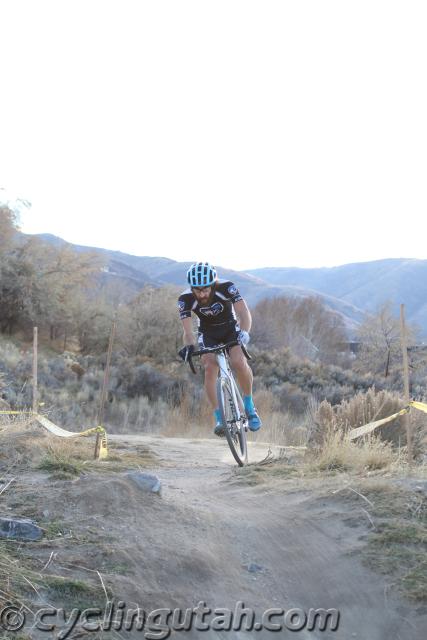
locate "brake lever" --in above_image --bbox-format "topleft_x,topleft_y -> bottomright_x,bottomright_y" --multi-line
188,353 -> 197,374
241,344 -> 252,360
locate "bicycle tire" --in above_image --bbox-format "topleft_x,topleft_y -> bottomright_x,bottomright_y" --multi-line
217,377 -> 248,466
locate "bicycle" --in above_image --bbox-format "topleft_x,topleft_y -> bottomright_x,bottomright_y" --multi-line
187,340 -> 251,466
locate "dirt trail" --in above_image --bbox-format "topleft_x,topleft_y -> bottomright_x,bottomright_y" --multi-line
8,433 -> 426,639
96,434 -> 427,640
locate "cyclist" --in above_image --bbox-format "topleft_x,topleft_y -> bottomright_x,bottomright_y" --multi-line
177,261 -> 262,436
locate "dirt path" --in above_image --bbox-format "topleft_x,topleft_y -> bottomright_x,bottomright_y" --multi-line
7,432 -> 426,639
97,434 -> 427,640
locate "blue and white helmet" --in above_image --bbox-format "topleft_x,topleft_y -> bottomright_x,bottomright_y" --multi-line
187,262 -> 217,287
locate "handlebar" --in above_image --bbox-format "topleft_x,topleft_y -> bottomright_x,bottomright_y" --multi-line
188,341 -> 251,375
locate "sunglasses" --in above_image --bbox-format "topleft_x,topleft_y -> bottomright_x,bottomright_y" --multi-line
191,286 -> 212,293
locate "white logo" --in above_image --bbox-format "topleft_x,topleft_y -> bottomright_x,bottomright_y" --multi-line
178,300 -> 186,312
200,302 -> 224,317
228,284 -> 238,296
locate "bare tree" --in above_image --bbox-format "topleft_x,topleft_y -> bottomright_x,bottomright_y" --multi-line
355,301 -> 418,377
252,295 -> 347,363
116,286 -> 182,361
0,233 -> 104,339
0,205 -> 18,258
20,239 -> 104,338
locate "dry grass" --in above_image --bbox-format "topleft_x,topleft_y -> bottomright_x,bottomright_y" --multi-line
0,423 -> 99,480
311,388 -> 427,462
0,540 -> 107,628
159,388 -> 310,447
37,449 -> 86,478
99,441 -> 160,471
43,575 -> 106,608
250,411 -> 309,447
242,389 -> 308,446
160,394 -> 213,438
0,417 -> 47,475
0,421 -> 113,631
233,425 -> 415,488
233,459 -> 299,486
333,478 -> 427,602
0,418 -> 159,481
307,429 -> 396,473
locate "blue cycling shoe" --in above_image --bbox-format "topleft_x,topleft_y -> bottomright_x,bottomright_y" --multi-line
213,409 -> 225,437
214,422 -> 226,437
247,410 -> 262,431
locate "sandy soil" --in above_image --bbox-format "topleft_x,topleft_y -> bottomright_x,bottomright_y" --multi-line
4,433 -> 427,639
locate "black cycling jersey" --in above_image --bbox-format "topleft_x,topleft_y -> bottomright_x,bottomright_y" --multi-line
178,280 -> 243,332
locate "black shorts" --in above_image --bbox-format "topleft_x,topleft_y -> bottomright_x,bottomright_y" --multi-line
198,321 -> 240,349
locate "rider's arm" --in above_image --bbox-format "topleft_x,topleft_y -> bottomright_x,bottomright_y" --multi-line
233,299 -> 252,333
181,317 -> 196,346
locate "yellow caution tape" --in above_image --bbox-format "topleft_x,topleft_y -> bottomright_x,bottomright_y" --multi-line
34,415 -> 108,459
1,411 -> 108,459
409,401 -> 427,414
2,397 -> 421,455
348,407 -> 409,440
326,399 -> 427,441
35,414 -> 100,438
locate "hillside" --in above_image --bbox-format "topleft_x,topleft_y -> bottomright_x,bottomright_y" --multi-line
249,260 -> 427,335
31,234 -> 427,336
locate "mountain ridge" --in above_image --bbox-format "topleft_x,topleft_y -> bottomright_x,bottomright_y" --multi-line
30,233 -> 427,337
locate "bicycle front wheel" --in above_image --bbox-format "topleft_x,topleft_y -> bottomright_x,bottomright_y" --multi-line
217,377 -> 248,466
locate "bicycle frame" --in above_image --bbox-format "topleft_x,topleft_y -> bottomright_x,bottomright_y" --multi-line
215,350 -> 244,424
188,340 -> 250,465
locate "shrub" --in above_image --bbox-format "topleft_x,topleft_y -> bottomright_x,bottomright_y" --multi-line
311,430 -> 396,472
309,388 -> 417,449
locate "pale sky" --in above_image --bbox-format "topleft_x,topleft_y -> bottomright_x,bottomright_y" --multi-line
1,1 -> 426,271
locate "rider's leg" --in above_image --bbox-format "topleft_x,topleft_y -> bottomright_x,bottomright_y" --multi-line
201,354 -> 223,434
201,353 -> 219,407
229,346 -> 262,430
229,345 -> 253,395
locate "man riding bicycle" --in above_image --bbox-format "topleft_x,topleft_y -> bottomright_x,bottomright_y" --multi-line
178,261 -> 262,436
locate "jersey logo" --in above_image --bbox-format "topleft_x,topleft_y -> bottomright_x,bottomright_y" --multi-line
228,284 -> 238,296
200,302 -> 224,317
178,300 -> 186,312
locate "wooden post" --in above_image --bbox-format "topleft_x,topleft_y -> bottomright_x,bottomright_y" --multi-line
32,327 -> 38,414
400,304 -> 413,462
94,432 -> 102,460
97,321 -> 116,428
95,322 -> 116,459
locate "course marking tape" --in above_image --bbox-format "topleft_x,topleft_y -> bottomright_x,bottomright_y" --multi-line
348,407 -> 409,440
0,411 -> 108,458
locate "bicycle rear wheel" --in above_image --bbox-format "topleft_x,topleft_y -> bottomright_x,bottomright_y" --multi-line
217,377 -> 248,466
